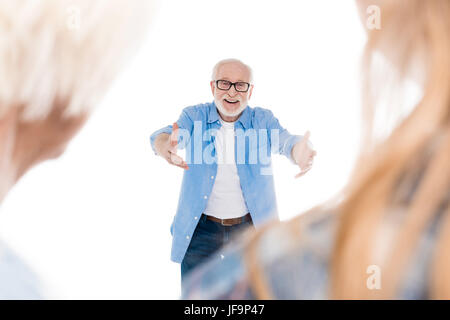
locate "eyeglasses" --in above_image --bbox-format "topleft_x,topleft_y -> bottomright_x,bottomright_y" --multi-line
215,80 -> 251,92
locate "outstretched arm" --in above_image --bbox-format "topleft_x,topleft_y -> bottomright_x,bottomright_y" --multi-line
150,107 -> 196,169
265,109 -> 316,177
291,131 -> 316,178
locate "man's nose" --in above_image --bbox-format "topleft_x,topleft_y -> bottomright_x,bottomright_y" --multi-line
228,85 -> 237,96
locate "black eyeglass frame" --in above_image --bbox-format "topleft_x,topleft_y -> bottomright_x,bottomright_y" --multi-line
215,80 -> 251,92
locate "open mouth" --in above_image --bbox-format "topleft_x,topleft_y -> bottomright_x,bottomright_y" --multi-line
224,99 -> 239,104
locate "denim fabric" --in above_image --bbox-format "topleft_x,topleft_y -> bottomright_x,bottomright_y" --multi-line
181,214 -> 254,283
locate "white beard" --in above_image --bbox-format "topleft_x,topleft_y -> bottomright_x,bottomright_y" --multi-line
215,98 -> 247,117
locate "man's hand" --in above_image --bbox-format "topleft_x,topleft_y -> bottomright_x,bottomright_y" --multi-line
154,122 -> 189,170
292,131 -> 316,178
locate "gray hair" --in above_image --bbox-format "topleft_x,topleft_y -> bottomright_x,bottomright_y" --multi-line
0,0 -> 152,121
211,58 -> 253,83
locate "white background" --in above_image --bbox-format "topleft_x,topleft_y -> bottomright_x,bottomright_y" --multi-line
0,0 -> 365,299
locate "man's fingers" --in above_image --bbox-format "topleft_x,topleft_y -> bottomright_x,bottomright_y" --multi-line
167,157 -> 189,170
293,131 -> 314,179
168,122 -> 188,169
295,169 -> 307,178
170,151 -> 183,165
297,154 -> 314,168
297,131 -> 310,151
164,122 -> 188,170
295,171 -> 306,178
299,147 -> 316,166
173,162 -> 189,170
303,130 -> 310,142
295,130 -> 311,158
168,144 -> 177,154
168,151 -> 189,170
170,122 -> 179,148
295,166 -> 311,178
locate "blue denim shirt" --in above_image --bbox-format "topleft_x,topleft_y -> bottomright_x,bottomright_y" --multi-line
150,101 -> 303,263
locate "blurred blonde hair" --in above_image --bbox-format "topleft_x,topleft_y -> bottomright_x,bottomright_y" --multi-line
245,0 -> 449,299
0,0 -> 152,121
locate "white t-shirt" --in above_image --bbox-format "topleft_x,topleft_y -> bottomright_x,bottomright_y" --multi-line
203,118 -> 249,219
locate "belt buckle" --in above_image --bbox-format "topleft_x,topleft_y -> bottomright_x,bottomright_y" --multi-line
221,219 -> 234,226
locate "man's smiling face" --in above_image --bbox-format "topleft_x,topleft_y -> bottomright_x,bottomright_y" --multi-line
210,61 -> 253,122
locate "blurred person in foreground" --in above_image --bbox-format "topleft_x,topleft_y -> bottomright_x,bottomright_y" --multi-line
182,0 -> 450,299
0,0 -> 151,299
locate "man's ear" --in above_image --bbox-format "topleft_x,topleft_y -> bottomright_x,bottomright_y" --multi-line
210,81 -> 215,96
248,84 -> 254,100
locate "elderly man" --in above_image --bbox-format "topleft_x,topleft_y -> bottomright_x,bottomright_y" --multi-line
150,58 -> 316,283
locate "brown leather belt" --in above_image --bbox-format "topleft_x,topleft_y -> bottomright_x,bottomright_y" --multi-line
205,213 -> 252,226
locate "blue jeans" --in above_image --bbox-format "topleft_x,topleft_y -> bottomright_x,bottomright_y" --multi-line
181,214 -> 254,283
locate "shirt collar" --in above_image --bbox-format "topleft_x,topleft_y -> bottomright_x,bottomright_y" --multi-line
208,101 -> 251,129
